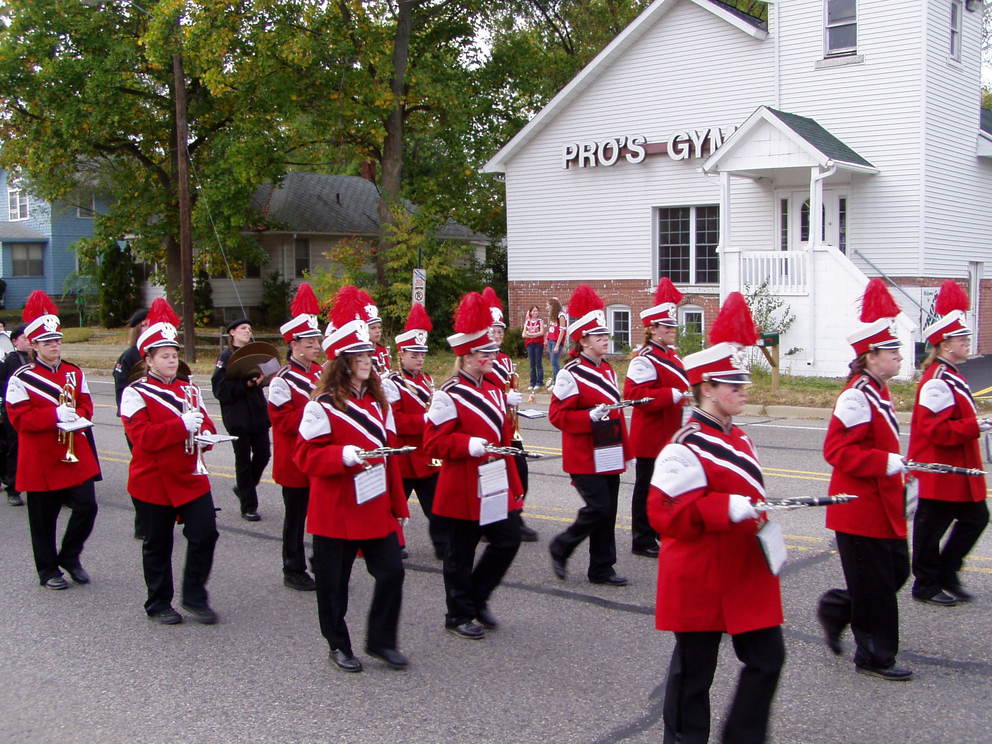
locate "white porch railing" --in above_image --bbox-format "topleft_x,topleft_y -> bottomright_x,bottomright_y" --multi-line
740,250 -> 809,295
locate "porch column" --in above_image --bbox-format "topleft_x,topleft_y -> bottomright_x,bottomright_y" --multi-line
718,170 -> 740,298
808,166 -> 823,251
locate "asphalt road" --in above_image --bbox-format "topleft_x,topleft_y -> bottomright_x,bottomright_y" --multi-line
1,377 -> 990,744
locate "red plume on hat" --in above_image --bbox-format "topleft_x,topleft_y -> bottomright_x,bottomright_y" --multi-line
859,278 -> 900,322
567,284 -> 604,318
405,302 -> 433,332
481,286 -> 503,312
708,292 -> 758,346
22,290 -> 58,322
330,285 -> 367,328
935,280 -> 970,315
454,292 -> 493,335
290,282 -> 320,317
654,277 -> 684,306
146,297 -> 180,328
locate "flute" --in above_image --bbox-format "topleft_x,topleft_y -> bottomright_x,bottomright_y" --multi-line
754,494 -> 858,512
597,397 -> 653,412
356,445 -> 418,459
483,444 -> 544,459
905,460 -> 988,477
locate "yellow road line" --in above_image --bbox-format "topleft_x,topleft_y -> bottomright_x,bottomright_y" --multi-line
972,385 -> 992,397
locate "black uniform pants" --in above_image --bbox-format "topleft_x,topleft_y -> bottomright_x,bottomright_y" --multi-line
550,473 -> 620,581
631,457 -> 660,551
281,485 -> 310,575
230,429 -> 270,513
439,510 -> 522,627
312,532 -> 404,654
662,626 -> 785,744
132,493 -> 218,614
817,531 -> 909,669
27,480 -> 97,583
3,417 -> 18,494
912,498 -> 988,597
403,474 -> 448,558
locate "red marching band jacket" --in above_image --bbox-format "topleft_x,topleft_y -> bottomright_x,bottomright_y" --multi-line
647,410 -> 782,635
823,373 -> 906,539
549,354 -> 630,475
267,359 -> 322,489
386,368 -> 441,480
907,360 -> 985,503
6,360 -> 101,492
120,374 -> 217,507
623,341 -> 689,459
373,343 -> 392,376
422,372 -> 524,521
295,391 -> 409,540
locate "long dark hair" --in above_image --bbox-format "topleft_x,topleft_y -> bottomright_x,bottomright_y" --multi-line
548,297 -> 562,320
313,354 -> 387,412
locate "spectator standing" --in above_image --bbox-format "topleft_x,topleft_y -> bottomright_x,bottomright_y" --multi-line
546,298 -> 567,386
522,305 -> 545,400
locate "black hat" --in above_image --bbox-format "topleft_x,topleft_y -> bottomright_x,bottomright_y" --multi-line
10,324 -> 26,341
225,317 -> 252,333
127,309 -> 149,328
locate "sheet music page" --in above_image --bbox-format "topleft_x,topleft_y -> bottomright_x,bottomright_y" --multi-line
756,521 -> 787,576
57,417 -> 93,433
593,445 -> 624,473
354,464 -> 387,504
480,492 -> 508,526
478,459 -> 509,497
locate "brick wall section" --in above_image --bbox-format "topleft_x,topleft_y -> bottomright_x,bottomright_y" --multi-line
890,276 -> 991,356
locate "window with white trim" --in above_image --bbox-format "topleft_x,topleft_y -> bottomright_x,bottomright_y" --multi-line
949,1 -> 963,61
606,304 -> 631,354
294,238 -> 310,277
7,185 -> 28,221
10,243 -> 44,276
680,305 -> 704,337
76,194 -> 96,219
824,0 -> 857,57
657,205 -> 719,285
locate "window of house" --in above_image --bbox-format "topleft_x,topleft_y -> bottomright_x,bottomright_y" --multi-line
657,205 -> 720,285
824,0 -> 857,57
294,238 -> 310,278
209,260 -> 262,279
780,199 -> 789,251
10,243 -> 44,277
949,1 -> 963,61
838,197 -> 848,253
76,194 -> 96,219
800,200 -> 827,243
7,185 -> 28,221
606,304 -> 631,354
680,305 -> 704,336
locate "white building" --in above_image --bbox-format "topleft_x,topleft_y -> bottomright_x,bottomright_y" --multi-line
483,0 -> 992,377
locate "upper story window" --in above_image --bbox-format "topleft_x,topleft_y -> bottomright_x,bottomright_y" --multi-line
949,1 -> 963,61
657,205 -> 719,285
7,185 -> 28,221
294,238 -> 310,277
76,194 -> 96,219
10,243 -> 44,276
824,0 -> 857,57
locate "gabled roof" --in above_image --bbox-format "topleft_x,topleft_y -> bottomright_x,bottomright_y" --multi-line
250,172 -> 487,243
0,222 -> 46,241
703,0 -> 766,31
702,105 -> 877,175
482,0 -> 768,174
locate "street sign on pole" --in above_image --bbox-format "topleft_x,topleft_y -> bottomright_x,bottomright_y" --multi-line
412,269 -> 426,306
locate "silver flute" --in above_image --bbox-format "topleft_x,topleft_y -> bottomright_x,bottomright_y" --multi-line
753,494 -> 858,512
596,397 -> 653,412
905,460 -> 988,477
356,445 -> 418,459
483,444 -> 544,459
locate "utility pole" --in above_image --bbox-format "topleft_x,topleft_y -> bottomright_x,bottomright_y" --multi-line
173,50 -> 196,362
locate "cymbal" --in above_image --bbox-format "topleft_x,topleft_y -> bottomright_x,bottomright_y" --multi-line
126,359 -> 192,384
226,341 -> 282,381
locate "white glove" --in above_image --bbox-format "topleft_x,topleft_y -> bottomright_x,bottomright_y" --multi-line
886,453 -> 907,476
180,410 -> 203,434
398,517 -> 409,528
671,390 -> 684,405
56,404 -> 79,423
979,417 -> 992,432
468,437 -> 488,457
342,445 -> 365,467
506,390 -> 523,407
728,493 -> 759,523
589,404 -> 609,422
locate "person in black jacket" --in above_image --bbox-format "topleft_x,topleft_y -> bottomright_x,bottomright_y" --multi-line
0,325 -> 30,506
211,318 -> 270,521
113,309 -> 149,538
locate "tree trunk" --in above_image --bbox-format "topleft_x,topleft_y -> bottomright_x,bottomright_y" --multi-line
164,233 -> 182,307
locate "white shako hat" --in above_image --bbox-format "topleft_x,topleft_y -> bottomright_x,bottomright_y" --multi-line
639,277 -> 683,327
447,292 -> 499,355
395,303 -> 432,353
682,292 -> 757,386
847,278 -> 902,355
923,280 -> 971,346
279,282 -> 323,342
322,285 -> 375,358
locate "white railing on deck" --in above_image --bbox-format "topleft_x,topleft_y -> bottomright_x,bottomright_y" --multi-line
740,251 -> 809,295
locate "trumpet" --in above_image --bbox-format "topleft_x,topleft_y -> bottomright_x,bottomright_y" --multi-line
58,383 -> 78,464
182,377 -> 209,476
484,444 -> 544,459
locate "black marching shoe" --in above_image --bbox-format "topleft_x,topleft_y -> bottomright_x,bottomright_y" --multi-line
284,572 -> 317,591
7,492 -> 23,506
61,564 -> 90,585
632,545 -> 659,558
943,584 -> 974,603
42,574 -> 69,590
589,574 -> 629,587
446,621 -> 486,640
241,511 -> 261,522
330,648 -> 363,673
181,603 -> 219,624
365,646 -> 409,670
550,550 -> 567,580
519,520 -> 539,542
913,590 -> 958,607
856,664 -> 913,681
476,607 -> 499,630
816,607 -> 843,656
149,607 -> 183,625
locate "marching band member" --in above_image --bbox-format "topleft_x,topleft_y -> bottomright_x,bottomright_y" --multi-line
624,277 -> 688,558
548,285 -> 629,587
359,290 -> 392,375
647,292 -> 783,744
816,279 -> 912,681
0,324 -> 30,507
908,280 -> 988,605
7,291 -> 100,590
120,298 -> 220,624
296,286 -> 409,673
483,286 -> 538,542
423,292 -> 524,640
386,303 -> 447,560
212,317 -> 270,521
112,308 -> 149,539
268,283 -> 324,591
